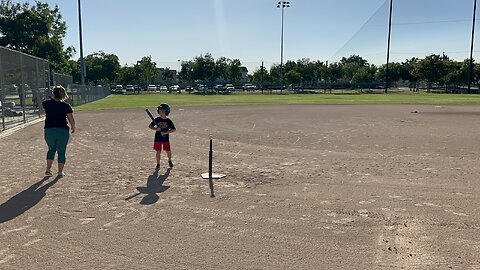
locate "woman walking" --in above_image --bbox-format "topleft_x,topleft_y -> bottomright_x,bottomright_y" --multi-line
42,86 -> 75,177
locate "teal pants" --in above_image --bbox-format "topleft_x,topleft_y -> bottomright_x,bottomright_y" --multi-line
44,128 -> 70,163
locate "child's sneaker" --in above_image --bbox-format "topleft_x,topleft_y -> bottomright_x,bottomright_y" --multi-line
168,160 -> 174,168
45,169 -> 53,177
57,171 -> 65,178
155,164 -> 160,170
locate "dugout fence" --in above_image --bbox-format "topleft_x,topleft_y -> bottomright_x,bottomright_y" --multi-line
0,46 -> 110,132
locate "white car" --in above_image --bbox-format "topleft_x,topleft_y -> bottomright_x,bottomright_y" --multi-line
243,84 -> 256,91
225,84 -> 235,91
115,84 -> 125,94
169,85 -> 180,93
126,85 -> 134,91
159,86 -> 168,92
147,84 -> 157,91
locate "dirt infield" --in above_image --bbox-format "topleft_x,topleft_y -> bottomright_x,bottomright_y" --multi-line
1,104 -> 479,269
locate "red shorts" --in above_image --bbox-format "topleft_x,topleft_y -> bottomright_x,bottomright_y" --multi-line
153,141 -> 171,151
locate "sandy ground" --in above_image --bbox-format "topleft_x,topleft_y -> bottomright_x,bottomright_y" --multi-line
1,104 -> 480,270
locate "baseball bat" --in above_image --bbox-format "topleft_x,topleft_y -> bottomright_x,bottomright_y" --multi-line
146,109 -> 155,121
146,109 -> 157,127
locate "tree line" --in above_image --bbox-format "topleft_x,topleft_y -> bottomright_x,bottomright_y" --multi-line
251,54 -> 480,93
1,0 -> 479,92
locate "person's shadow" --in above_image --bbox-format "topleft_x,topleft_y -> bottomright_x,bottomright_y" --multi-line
125,168 -> 171,205
0,176 -> 61,223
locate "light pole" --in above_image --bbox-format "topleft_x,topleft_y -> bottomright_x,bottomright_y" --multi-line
77,0 -> 85,85
177,59 -> 181,83
277,1 -> 290,94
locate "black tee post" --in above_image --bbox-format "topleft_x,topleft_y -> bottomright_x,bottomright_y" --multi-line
208,136 -> 215,198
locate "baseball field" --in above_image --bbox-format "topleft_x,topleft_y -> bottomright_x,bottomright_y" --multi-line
1,94 -> 479,269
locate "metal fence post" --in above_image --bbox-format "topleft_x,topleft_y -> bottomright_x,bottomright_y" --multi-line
0,49 -> 5,131
20,54 -> 26,123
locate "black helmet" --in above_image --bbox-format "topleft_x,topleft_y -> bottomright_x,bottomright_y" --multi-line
157,103 -> 171,115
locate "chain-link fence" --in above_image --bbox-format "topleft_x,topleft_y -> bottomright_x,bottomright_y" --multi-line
1,46 -> 111,132
0,46 -> 50,131
52,72 -> 73,88
68,84 -> 110,107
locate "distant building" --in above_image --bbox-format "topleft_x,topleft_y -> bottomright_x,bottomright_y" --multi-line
240,67 -> 249,83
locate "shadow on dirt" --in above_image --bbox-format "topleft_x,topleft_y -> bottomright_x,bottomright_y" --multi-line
0,176 -> 61,223
125,168 -> 171,205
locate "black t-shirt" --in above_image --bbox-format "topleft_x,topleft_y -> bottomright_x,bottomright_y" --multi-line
150,117 -> 176,142
42,99 -> 73,130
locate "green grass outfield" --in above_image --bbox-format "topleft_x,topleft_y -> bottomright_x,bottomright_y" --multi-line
76,92 -> 480,110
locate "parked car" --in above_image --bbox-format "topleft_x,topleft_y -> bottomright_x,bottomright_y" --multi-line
169,85 -> 180,93
126,85 -> 134,91
197,84 -> 208,91
159,85 -> 168,92
243,83 -> 256,91
185,86 -> 194,93
225,84 -> 235,92
214,84 -> 224,91
147,84 -> 157,91
114,84 -> 125,94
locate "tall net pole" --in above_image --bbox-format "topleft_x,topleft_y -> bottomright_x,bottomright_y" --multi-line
78,0 -> 86,86
468,0 -> 477,93
385,0 -> 393,94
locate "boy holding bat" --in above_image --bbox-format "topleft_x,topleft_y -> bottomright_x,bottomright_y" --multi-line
147,103 -> 176,170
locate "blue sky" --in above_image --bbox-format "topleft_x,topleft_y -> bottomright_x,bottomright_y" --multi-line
16,0 -> 479,73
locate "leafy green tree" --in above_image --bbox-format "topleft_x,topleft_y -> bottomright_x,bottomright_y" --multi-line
283,60 -> 297,74
117,65 -> 137,85
287,58 -> 317,85
0,0 -> 74,71
340,55 -> 369,82
84,51 -> 120,84
376,62 -> 404,84
413,54 -> 448,92
214,57 -> 228,82
63,59 -> 80,83
285,69 -> 302,86
473,63 -> 480,90
326,62 -> 343,83
270,64 -> 281,84
191,53 -> 216,83
179,60 -> 195,83
251,65 -> 270,87
443,59 -> 463,87
300,59 -> 317,85
135,56 -> 158,86
226,59 -> 242,83
312,60 -> 327,86
401,58 -> 420,91
162,68 -> 174,85
352,67 -> 375,87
